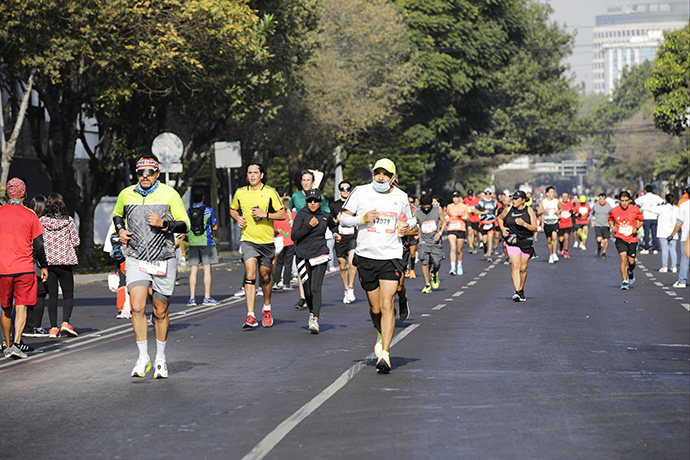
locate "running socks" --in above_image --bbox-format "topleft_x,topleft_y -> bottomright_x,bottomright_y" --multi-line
136,340 -> 148,359
263,304 -> 271,312
156,339 -> 167,363
627,262 -> 636,279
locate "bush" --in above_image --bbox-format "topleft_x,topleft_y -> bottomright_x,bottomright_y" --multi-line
75,243 -> 117,274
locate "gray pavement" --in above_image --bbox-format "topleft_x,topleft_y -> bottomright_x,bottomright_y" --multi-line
0,243 -> 688,459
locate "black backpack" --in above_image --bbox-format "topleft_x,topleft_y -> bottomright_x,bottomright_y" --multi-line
189,205 -> 207,236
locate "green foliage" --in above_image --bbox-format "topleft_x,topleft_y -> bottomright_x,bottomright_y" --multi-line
646,25 -> 690,136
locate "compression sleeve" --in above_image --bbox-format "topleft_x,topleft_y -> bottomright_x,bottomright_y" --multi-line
339,212 -> 362,227
113,215 -> 126,233
33,234 -> 48,268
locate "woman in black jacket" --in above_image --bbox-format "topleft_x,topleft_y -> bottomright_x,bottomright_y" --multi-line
291,189 -> 339,333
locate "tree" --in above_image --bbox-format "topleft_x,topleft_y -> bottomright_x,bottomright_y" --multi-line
0,69 -> 35,189
646,25 -> 690,137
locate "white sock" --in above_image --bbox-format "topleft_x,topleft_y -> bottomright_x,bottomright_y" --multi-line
457,261 -> 462,271
247,311 -> 256,318
156,339 -> 167,362
263,304 -> 271,312
136,340 -> 148,359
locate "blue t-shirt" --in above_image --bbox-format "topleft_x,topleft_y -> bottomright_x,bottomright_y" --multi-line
187,204 -> 217,246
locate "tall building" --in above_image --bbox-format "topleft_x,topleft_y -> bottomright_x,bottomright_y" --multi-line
592,2 -> 688,94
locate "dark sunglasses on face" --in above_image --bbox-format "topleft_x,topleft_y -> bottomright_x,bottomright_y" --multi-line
340,187 -> 351,192
137,168 -> 158,177
306,198 -> 321,204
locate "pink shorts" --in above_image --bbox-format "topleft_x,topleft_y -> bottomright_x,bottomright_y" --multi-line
0,273 -> 37,308
506,245 -> 531,258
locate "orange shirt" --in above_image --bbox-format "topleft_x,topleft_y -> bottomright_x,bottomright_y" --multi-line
446,203 -> 468,232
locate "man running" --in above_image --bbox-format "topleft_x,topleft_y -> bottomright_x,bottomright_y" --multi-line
590,193 -> 613,258
574,195 -> 591,251
463,189 -> 480,254
415,194 -> 446,293
475,188 -> 498,262
608,191 -> 644,290
113,154 -> 190,378
558,192 -> 574,259
446,191 -> 469,275
339,158 -> 416,373
330,181 -> 358,304
230,163 -> 286,329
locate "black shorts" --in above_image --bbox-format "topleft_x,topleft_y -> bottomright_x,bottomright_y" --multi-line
447,230 -> 466,239
594,227 -> 610,239
575,223 -> 588,229
354,255 -> 405,292
335,235 -> 356,259
544,223 -> 559,237
478,223 -> 495,236
558,226 -> 572,237
469,221 -> 479,231
615,238 -> 637,258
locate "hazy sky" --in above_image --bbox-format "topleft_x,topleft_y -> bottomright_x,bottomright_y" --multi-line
546,0 -> 621,92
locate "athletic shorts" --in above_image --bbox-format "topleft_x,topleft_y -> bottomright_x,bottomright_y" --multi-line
188,245 -> 219,266
558,226 -> 572,236
506,244 -> 531,258
335,235 -> 356,259
241,241 -> 275,268
594,227 -> 611,239
353,255 -> 405,292
447,230 -> 466,239
0,273 -> 37,308
543,223 -> 559,236
470,221 -> 479,231
575,223 -> 589,229
125,258 -> 177,296
479,224 -> 495,236
418,244 -> 444,267
615,238 -> 637,258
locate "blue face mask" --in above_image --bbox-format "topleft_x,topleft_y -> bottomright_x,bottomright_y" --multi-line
372,180 -> 391,193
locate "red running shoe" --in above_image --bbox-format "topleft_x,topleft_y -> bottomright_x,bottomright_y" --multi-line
564,251 -> 570,259
262,310 -> 273,328
242,315 -> 259,328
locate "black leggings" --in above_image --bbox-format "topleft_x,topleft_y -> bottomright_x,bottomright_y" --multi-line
296,258 -> 327,318
47,265 -> 75,327
26,275 -> 47,330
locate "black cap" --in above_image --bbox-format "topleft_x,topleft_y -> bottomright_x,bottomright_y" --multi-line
452,191 -> 461,197
305,189 -> 322,201
467,189 -> 474,195
512,190 -> 527,200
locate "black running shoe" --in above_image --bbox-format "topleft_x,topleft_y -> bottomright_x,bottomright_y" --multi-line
518,290 -> 526,302
512,291 -> 520,302
17,342 -> 34,352
294,297 -> 306,310
399,298 -> 410,321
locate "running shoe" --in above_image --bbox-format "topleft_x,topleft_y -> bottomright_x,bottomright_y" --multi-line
431,274 -> 440,290
257,288 -> 264,297
308,314 -> 319,334
187,298 -> 197,307
243,315 -> 259,328
16,342 -> 34,353
518,290 -> 526,302
399,298 -> 410,321
457,264 -> 463,275
48,327 -> 60,338
628,276 -> 635,286
131,356 -> 152,377
449,267 -> 456,276
262,309 -> 273,328
376,350 -> 391,373
672,281 -> 687,288
487,257 -> 493,263
512,291 -> 521,302
601,253 -> 607,259
23,327 -> 49,338
4,344 -> 28,359
503,259 -> 511,265
347,287 -> 356,303
573,241 -> 579,249
153,359 -> 168,379
620,281 -> 629,290
148,315 -> 154,326
374,331 -> 383,359
652,250 -> 658,255
202,297 -> 219,307
421,284 -> 432,294
548,254 -> 555,264
563,251 -> 570,259
596,246 -> 601,256
553,254 -> 559,262
116,310 -> 131,319
343,290 -> 351,304
404,269 -> 410,278
580,244 -> 587,251
294,297 -> 306,310
408,269 -> 416,279
639,249 -> 649,254
558,248 -> 564,256
233,288 -> 246,297
60,322 -> 78,337
672,267 -> 678,273
174,279 -> 181,286
273,282 -> 284,291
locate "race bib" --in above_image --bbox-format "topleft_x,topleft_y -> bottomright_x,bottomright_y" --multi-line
468,206 -> 475,212
619,224 -> 633,236
578,207 -> 588,215
421,220 -> 437,234
367,211 -> 396,234
139,260 -> 167,276
561,211 -> 571,218
309,254 -> 331,266
339,225 -> 355,235
448,221 -> 464,231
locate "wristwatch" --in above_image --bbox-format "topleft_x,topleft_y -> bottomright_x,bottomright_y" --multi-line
161,220 -> 170,231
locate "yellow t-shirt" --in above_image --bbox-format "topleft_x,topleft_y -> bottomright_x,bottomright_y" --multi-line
231,184 -> 283,244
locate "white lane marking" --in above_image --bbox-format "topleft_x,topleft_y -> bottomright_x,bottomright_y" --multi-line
665,291 -> 676,296
453,291 -> 464,297
445,298 -> 454,301
478,272 -> 487,277
242,324 -> 421,460
676,297 -> 685,300
645,272 -> 654,277
655,282 -> 664,287
432,304 -> 446,311
682,304 -> 690,311
467,281 -> 477,286
421,314 -> 431,317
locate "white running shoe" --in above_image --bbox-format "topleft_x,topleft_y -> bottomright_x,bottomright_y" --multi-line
374,332 -> 383,359
548,254 -> 554,264
347,287 -> 356,303
553,254 -> 559,262
343,290 -> 350,304
308,315 -> 319,334
131,356 -> 151,378
659,267 -> 668,273
153,359 -> 168,379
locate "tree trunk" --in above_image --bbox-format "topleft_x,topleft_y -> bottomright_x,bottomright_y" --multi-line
1,70 -> 36,188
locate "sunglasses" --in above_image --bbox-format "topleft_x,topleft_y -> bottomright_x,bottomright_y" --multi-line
340,187 -> 351,192
306,198 -> 321,204
137,168 -> 158,177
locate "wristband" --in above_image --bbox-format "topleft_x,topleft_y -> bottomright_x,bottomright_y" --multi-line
360,215 -> 367,224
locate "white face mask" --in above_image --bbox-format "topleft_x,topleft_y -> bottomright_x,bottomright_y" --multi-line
372,180 -> 391,193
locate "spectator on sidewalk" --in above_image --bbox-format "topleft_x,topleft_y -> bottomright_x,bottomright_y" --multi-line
635,184 -> 664,254
40,193 -> 81,338
648,193 -> 679,273
668,198 -> 689,289
1,178 -> 48,359
23,195 -> 49,337
186,187 -> 219,307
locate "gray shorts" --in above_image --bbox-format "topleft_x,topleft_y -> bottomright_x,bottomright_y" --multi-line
188,245 -> 219,266
418,244 -> 444,267
241,241 -> 275,268
126,258 -> 177,296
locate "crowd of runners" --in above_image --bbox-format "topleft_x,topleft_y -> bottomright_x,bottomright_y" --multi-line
2,157 -> 689,376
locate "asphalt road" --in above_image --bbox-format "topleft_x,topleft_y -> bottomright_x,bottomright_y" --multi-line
1,242 -> 688,459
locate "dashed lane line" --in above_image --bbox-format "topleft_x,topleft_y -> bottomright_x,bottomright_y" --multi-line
432,304 -> 447,311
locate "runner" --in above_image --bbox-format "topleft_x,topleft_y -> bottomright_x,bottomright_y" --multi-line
475,188 -> 499,262
463,189 -> 480,254
446,191 -> 470,275
608,191 -> 644,290
558,192 -> 574,259
113,154 -> 190,378
330,181 -> 358,304
186,187 -> 220,307
291,189 -> 339,334
229,162 -> 286,329
339,158 -> 416,373
415,194 -> 446,293
574,195 -> 591,251
497,190 -> 538,301
590,193 -> 613,259
273,197 -> 295,290
405,195 -> 419,279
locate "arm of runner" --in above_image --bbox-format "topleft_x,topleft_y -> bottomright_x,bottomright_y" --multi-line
157,190 -> 191,234
290,211 -> 311,243
230,193 -> 247,229
497,207 -> 510,237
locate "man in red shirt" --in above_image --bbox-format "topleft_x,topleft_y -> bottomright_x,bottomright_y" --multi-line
558,192 -> 574,258
463,189 -> 480,253
608,191 -> 644,290
574,195 -> 591,251
0,178 -> 49,359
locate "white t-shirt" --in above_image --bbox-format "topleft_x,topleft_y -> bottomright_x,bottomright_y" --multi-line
342,184 -> 417,260
677,200 -> 689,242
542,198 -> 559,224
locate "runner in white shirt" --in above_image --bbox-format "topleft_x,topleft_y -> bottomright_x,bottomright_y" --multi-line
339,159 -> 417,373
537,186 -> 561,263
